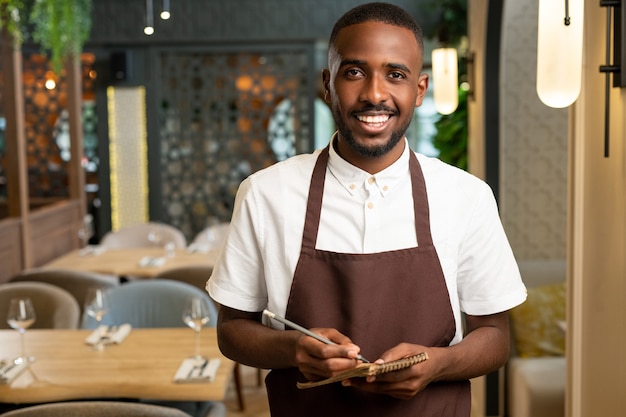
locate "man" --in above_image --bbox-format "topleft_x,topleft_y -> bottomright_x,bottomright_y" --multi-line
208,3 -> 526,416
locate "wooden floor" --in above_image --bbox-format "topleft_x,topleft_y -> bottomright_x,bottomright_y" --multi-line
222,365 -> 270,417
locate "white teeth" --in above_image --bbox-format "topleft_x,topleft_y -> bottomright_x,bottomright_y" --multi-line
357,114 -> 389,124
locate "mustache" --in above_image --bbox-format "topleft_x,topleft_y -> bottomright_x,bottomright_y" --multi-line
351,104 -> 398,115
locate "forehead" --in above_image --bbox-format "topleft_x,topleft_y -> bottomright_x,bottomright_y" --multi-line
332,21 -> 421,68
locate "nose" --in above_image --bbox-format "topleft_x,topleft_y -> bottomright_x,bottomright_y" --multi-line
359,75 -> 389,104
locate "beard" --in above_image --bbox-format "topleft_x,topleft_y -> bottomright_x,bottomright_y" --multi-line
331,105 -> 411,158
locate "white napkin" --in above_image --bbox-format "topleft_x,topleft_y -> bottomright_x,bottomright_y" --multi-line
78,245 -> 107,256
85,324 -> 132,345
173,358 -> 221,383
138,256 -> 166,268
186,243 -> 210,254
0,359 -> 29,384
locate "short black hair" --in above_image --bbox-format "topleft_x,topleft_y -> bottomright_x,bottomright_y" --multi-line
329,2 -> 423,52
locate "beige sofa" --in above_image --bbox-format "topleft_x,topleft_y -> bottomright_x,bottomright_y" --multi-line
507,260 -> 566,417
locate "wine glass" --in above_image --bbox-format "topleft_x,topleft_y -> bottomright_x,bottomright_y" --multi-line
182,297 -> 211,363
78,213 -> 94,248
84,288 -> 110,351
147,226 -> 163,248
6,297 -> 36,364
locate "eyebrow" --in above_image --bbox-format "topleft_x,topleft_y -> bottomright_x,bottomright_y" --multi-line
339,59 -> 412,74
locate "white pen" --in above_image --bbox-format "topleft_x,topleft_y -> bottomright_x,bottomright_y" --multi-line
263,309 -> 370,363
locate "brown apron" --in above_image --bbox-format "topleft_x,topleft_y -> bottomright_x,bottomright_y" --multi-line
266,147 -> 471,416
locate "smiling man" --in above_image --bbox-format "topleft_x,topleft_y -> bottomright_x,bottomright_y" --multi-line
208,3 -> 527,416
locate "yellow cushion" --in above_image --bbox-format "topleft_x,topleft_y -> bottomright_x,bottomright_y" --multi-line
510,282 -> 566,357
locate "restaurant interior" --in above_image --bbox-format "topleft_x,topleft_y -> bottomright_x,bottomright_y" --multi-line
0,0 -> 625,416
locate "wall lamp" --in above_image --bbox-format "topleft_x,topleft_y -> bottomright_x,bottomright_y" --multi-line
599,0 -> 625,157
536,0 -> 584,109
432,47 -> 459,115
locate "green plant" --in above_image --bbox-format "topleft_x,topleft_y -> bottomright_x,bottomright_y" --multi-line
31,0 -> 92,73
0,0 -> 92,73
0,0 -> 27,45
433,88 -> 468,170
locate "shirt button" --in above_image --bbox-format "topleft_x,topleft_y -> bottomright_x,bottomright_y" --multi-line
382,185 -> 389,191
349,183 -> 356,190
368,177 -> 375,184
367,201 -> 374,209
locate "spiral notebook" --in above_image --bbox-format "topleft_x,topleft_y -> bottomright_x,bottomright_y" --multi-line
296,352 -> 428,389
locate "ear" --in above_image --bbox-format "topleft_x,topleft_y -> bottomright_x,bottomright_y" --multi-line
322,69 -> 331,103
415,73 -> 429,107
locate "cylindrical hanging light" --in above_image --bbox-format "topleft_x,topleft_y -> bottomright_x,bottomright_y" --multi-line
160,0 -> 171,20
144,0 -> 155,35
432,47 -> 459,115
536,0 -> 584,108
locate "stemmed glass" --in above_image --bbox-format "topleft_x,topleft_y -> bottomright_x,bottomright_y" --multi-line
6,297 -> 36,364
78,213 -> 94,248
182,297 -> 211,363
84,288 -> 110,351
147,226 -> 163,248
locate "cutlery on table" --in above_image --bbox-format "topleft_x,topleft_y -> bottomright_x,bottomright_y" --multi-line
187,359 -> 208,379
0,359 -> 19,378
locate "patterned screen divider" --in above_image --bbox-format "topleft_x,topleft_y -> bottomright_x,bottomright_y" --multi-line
156,46 -> 314,241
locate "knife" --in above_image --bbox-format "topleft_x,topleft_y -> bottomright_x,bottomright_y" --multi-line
0,360 -> 18,379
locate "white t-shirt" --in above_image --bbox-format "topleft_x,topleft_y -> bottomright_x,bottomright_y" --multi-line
208,138 -> 527,344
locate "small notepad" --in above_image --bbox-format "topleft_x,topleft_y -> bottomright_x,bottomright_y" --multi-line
297,352 -> 428,389
174,358 -> 221,383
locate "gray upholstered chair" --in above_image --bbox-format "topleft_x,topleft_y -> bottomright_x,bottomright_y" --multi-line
9,268 -> 119,317
80,279 -> 217,329
0,281 -> 80,329
99,222 -> 187,250
0,401 -> 195,417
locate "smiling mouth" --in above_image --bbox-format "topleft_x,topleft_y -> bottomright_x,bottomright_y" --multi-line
356,114 -> 391,127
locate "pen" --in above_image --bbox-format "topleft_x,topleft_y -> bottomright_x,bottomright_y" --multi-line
263,309 -> 370,363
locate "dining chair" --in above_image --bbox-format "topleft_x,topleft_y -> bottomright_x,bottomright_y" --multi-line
99,222 -> 187,250
0,281 -> 80,329
80,279 -> 222,417
154,265 -> 213,292
8,268 -> 120,317
0,400 -> 196,417
154,266 -> 254,411
190,222 -> 230,250
80,279 -> 217,329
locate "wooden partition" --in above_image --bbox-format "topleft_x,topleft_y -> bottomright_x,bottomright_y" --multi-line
0,30 -> 86,283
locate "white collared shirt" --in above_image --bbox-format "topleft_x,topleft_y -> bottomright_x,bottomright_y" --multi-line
208,138 -> 527,344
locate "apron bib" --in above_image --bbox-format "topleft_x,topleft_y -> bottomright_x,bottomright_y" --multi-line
266,147 -> 470,416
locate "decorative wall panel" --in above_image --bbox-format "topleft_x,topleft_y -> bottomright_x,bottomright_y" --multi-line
157,48 -> 310,240
500,0 -> 568,260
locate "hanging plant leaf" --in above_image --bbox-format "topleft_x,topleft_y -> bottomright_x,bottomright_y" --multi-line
0,0 -> 29,46
30,0 -> 92,73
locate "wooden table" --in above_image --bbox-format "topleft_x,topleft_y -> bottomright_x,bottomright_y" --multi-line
0,328 -> 234,404
42,247 -> 221,278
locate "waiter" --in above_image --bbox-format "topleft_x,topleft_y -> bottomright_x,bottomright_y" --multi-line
208,3 -> 527,416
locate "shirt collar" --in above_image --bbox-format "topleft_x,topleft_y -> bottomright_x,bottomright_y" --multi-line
327,133 -> 411,197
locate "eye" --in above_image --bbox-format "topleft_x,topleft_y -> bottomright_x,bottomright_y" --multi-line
344,68 -> 364,79
388,71 -> 405,80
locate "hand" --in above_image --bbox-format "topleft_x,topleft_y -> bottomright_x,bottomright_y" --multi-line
344,343 -> 437,400
294,327 -> 365,381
